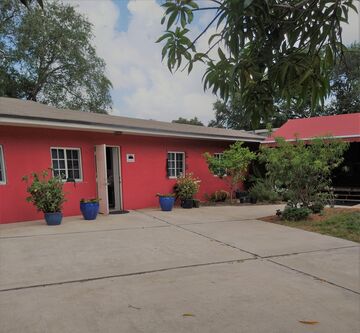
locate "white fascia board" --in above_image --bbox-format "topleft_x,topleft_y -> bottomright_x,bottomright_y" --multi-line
0,117 -> 263,143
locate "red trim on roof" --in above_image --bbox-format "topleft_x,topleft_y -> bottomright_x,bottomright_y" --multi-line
263,113 -> 360,143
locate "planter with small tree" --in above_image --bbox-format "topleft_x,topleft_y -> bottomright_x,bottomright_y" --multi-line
22,170 -> 66,225
175,173 -> 200,209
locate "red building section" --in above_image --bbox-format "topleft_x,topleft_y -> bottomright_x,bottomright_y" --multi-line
263,113 -> 360,145
0,98 -> 262,223
262,113 -> 360,203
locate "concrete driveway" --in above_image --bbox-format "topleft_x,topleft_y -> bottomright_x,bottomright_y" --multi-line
0,204 -> 359,333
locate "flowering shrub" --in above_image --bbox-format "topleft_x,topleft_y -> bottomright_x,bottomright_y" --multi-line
175,173 -> 200,200
22,170 -> 66,213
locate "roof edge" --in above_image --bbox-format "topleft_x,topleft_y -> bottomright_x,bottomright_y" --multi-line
1,114 -> 264,142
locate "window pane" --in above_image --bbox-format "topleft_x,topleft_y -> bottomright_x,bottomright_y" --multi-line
53,170 -> 60,177
60,171 -> 67,179
66,150 -> 71,159
58,149 -> 64,159
67,170 -> 74,179
73,160 -> 79,169
53,160 -> 59,169
74,170 -> 80,179
168,153 -> 174,161
72,150 -> 78,159
59,160 -> 65,169
176,153 -> 183,161
51,149 -> 57,159
67,160 -> 73,170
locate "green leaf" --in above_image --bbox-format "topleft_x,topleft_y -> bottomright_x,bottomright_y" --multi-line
180,11 -> 186,28
244,0 -> 254,9
167,10 -> 178,30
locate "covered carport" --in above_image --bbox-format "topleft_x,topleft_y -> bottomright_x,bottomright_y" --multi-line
263,113 -> 360,205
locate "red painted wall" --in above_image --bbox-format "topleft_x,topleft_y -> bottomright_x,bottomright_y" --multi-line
0,125 -> 256,223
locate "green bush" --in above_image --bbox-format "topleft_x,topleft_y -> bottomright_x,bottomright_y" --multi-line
22,170 -> 66,213
209,190 -> 229,202
175,173 -> 200,200
282,206 -> 312,221
204,141 -> 256,201
248,179 -> 280,203
309,202 -> 324,214
259,137 -> 349,208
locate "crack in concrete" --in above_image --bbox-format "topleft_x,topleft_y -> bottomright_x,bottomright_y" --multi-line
136,211 -> 260,258
1,211 -> 358,296
266,259 -> 360,295
138,211 -> 360,296
262,245 -> 360,259
0,224 -> 169,240
0,258 -> 254,293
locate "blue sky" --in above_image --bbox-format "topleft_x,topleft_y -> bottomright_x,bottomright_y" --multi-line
66,0 -> 360,123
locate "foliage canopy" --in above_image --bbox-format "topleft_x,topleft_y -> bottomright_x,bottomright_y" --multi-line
259,137 -> 349,208
0,0 -> 112,113
172,116 -> 204,126
157,0 -> 358,125
204,141 -> 256,200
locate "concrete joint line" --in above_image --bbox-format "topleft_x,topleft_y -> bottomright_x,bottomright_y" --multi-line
174,217 -> 263,226
0,224 -> 170,240
263,245 -> 360,259
267,259 -> 360,296
136,211 -> 260,258
0,258 -> 256,293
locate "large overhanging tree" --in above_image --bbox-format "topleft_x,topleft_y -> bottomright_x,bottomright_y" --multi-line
0,0 -> 112,113
157,0 -> 359,124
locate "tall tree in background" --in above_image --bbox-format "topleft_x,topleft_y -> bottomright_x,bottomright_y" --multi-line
209,44 -> 360,130
157,0 -> 358,126
172,117 -> 204,126
0,0 -> 112,113
326,43 -> 360,115
208,94 -> 255,130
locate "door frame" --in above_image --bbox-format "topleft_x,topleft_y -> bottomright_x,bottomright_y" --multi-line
95,144 -> 123,214
106,145 -> 123,212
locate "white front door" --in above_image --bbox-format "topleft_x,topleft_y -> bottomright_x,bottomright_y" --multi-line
95,144 -> 109,215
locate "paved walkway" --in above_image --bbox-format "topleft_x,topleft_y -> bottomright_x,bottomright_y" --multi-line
0,205 -> 359,332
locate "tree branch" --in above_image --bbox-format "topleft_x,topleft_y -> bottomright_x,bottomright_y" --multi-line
186,10 -> 222,51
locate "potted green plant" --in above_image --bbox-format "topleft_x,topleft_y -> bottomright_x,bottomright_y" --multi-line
80,198 -> 100,220
175,173 -> 200,209
22,170 -> 66,225
156,193 -> 175,211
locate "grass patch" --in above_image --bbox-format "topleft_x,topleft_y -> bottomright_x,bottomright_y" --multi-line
260,208 -> 360,242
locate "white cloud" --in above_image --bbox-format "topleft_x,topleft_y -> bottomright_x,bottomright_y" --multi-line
64,0 -> 359,124
341,2 -> 360,44
64,0 -> 217,123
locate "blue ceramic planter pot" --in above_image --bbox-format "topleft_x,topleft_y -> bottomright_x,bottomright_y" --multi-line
159,196 -> 175,211
44,212 -> 63,226
80,202 -> 99,220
